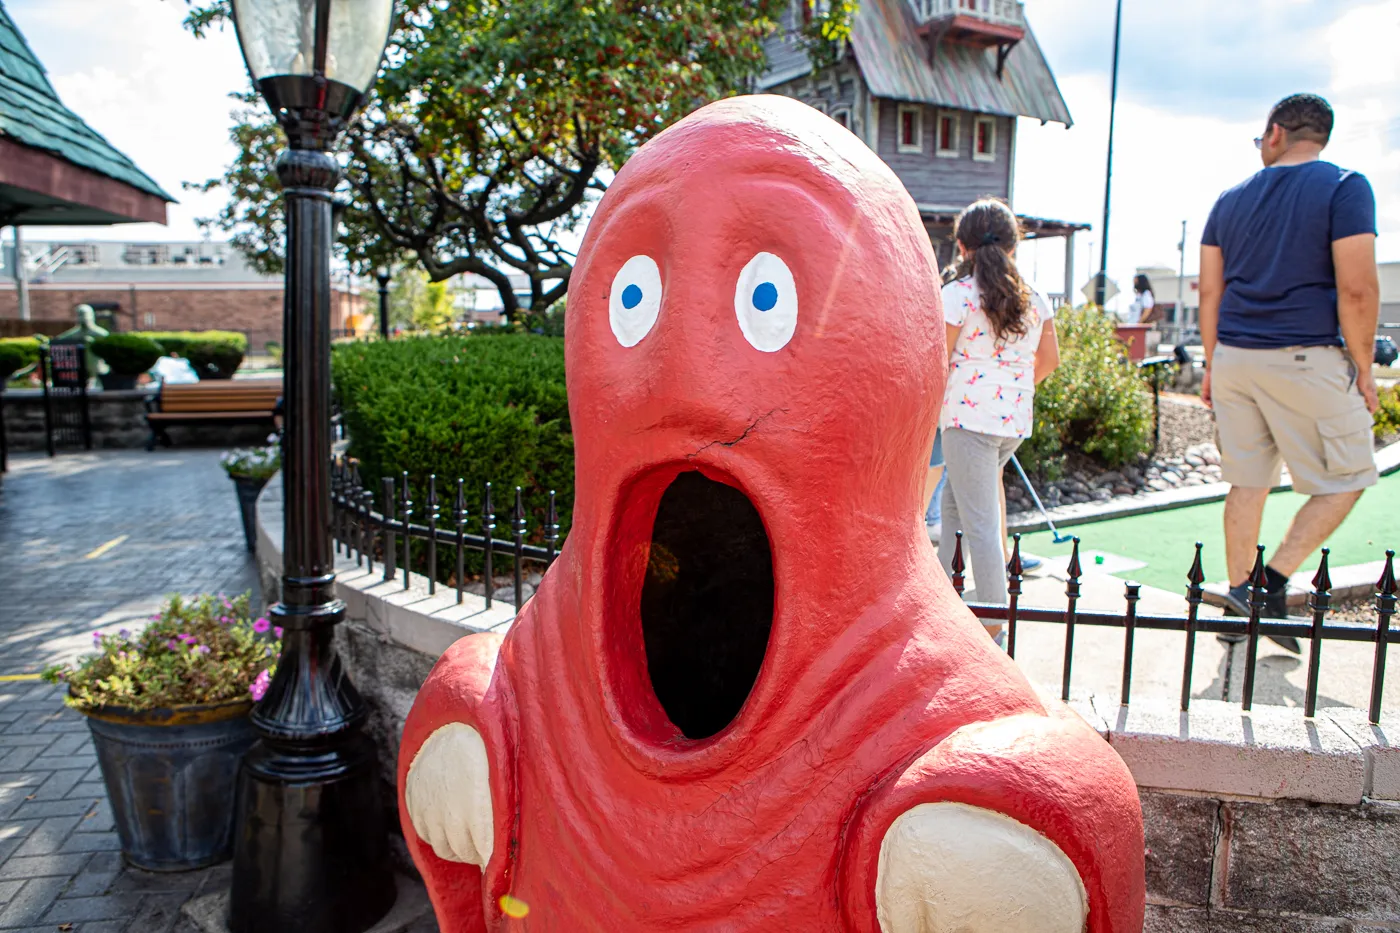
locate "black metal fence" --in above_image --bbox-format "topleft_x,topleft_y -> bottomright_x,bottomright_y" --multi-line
330,461 -> 560,613
328,459 -> 1398,726
952,532 -> 1398,725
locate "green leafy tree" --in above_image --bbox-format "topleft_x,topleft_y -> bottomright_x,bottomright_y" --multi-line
174,0 -> 854,319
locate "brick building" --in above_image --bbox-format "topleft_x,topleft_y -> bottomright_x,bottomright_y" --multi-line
0,238 -> 368,350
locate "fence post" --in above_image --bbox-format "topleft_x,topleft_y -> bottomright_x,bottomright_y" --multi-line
399,471 -> 412,590
483,482 -> 495,610
1120,582 -> 1140,706
1006,534 -> 1023,659
513,486 -> 526,612
382,476 -> 396,584
426,475 -> 439,596
1370,551 -> 1396,725
1241,545 -> 1266,712
1181,543 -> 1204,712
950,532 -> 966,598
1061,538 -> 1082,702
1304,549 -> 1331,718
454,478 -> 467,606
546,490 -> 559,565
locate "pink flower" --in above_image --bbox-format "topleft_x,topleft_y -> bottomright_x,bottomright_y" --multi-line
253,618 -> 271,634
195,645 -> 211,655
273,627 -> 284,639
249,670 -> 272,701
91,631 -> 102,646
166,639 -> 180,651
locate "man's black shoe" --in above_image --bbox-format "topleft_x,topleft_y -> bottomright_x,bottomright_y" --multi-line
1219,582 -> 1301,654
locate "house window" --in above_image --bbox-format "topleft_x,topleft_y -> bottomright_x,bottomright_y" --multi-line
973,116 -> 997,161
897,105 -> 922,153
831,108 -> 851,130
143,312 -> 156,327
936,110 -> 960,158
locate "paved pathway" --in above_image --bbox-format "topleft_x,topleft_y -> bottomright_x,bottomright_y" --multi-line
1,450 -> 260,933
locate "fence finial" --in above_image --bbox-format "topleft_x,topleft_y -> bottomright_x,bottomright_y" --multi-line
1061,537 -> 1082,703
1241,544 -> 1267,711
950,531 -> 966,597
1304,548 -> 1332,718
1370,550 -> 1396,724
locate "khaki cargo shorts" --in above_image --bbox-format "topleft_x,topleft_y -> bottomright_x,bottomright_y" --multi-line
1212,344 -> 1377,496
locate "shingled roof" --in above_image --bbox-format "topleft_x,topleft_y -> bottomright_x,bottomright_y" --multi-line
760,0 -> 1072,127
0,0 -> 172,225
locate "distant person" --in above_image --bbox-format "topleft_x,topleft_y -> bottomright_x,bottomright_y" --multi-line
1123,274 -> 1156,324
149,352 -> 199,385
1200,93 -> 1380,651
937,199 -> 1060,639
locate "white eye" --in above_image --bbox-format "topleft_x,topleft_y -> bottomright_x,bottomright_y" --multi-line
609,255 -> 662,347
734,252 -> 797,352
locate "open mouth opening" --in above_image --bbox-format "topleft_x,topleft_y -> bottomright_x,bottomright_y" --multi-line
640,471 -> 774,740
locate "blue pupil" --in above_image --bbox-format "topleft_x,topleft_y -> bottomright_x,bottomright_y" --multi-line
621,283 -> 643,310
752,281 -> 778,312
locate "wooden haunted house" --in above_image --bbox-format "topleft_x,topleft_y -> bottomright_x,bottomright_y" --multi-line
761,0 -> 1085,301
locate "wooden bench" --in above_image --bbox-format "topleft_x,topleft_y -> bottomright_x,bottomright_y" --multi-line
145,380 -> 282,450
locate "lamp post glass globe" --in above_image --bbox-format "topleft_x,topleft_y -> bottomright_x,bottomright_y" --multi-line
231,0 -> 394,148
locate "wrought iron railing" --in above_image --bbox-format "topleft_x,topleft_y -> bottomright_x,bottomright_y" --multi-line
328,458 -> 1397,726
952,533 -> 1398,725
330,460 -> 560,613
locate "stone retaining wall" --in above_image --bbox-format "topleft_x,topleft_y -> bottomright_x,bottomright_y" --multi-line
2,388 -> 270,450
255,476 -> 1400,931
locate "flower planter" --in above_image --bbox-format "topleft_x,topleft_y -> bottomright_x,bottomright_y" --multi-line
229,473 -> 270,552
83,698 -> 256,871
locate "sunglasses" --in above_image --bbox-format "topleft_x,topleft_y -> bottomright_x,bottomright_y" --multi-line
1253,137 -> 1263,149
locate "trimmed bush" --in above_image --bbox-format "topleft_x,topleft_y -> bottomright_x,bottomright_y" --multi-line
0,337 -> 41,381
136,331 -> 248,380
1376,384 -> 1400,441
332,333 -> 572,573
91,333 -> 164,376
1017,306 -> 1155,476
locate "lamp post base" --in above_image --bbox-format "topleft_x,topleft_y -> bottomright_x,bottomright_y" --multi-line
229,731 -> 396,933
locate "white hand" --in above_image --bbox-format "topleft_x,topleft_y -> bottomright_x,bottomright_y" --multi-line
404,722 -> 494,868
876,802 -> 1087,933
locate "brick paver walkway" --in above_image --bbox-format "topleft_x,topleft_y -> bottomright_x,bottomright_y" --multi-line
1,450 -> 260,933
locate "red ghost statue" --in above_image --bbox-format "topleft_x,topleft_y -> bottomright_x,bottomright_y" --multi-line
398,95 -> 1145,932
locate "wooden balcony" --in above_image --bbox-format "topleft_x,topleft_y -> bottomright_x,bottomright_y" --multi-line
911,0 -> 1026,45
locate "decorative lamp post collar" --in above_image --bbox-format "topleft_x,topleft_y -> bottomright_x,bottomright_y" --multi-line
231,0 -> 394,150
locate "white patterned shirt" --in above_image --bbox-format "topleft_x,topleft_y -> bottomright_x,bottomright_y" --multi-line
940,277 -> 1053,439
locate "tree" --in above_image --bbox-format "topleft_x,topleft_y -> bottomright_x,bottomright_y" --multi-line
176,0 -> 854,320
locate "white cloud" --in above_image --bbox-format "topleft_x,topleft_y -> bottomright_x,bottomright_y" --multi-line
8,0 -> 248,242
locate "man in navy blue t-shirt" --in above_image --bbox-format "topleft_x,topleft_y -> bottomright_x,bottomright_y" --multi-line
1200,93 -> 1380,645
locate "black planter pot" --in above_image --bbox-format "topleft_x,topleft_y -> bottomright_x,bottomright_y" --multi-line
230,474 -> 271,552
99,372 -> 139,391
84,700 -> 257,871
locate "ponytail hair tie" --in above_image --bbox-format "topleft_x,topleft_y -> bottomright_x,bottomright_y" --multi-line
980,232 -> 1001,246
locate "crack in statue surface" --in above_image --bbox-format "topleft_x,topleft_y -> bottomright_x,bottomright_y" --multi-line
686,409 -> 786,459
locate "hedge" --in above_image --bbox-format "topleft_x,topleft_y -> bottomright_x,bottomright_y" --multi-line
1016,306 -> 1155,476
136,330 -> 248,380
332,333 -> 572,575
91,334 -> 164,376
0,337 -> 41,381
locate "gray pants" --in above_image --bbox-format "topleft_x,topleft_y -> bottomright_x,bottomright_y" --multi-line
938,427 -> 1022,605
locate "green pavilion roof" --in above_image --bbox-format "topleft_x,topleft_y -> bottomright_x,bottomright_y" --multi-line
0,0 -> 172,225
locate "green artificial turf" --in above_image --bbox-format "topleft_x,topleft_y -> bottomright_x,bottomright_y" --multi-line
1017,473 -> 1399,592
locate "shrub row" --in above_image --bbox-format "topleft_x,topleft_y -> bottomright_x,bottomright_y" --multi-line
135,330 -> 248,379
0,337 -> 41,381
332,333 -> 572,573
91,334 -> 164,375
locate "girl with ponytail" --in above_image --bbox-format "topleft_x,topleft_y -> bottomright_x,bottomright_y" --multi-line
937,199 -> 1060,627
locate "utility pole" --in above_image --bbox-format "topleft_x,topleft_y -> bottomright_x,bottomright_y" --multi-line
1176,220 -> 1188,344
1096,0 -> 1124,308
10,227 -> 31,321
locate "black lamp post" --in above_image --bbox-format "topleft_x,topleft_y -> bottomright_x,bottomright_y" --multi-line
227,4 -> 396,933
376,265 -> 391,340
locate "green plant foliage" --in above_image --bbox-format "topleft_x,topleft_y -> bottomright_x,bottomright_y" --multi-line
90,333 -> 164,376
0,337 -> 41,381
1017,306 -> 1155,475
42,593 -> 281,712
1375,383 -> 1400,440
332,333 -> 572,571
176,0 -> 853,319
135,330 -> 248,379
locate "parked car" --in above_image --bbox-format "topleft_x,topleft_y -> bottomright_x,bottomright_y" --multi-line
1377,335 -> 1399,368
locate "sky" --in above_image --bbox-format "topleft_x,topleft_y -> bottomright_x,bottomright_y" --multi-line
6,0 -> 1400,305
